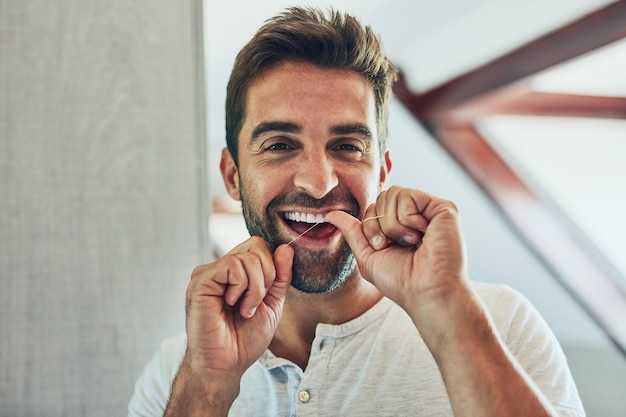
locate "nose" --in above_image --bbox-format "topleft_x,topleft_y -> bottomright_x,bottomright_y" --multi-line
293,151 -> 339,199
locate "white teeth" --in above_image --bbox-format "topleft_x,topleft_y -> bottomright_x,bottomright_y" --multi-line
285,212 -> 325,224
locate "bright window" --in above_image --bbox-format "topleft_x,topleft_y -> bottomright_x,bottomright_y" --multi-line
479,115 -> 626,289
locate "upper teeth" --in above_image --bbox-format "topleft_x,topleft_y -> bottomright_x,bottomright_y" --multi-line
285,212 -> 325,224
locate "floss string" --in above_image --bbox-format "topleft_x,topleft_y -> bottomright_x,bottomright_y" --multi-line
287,222 -> 322,246
362,214 -> 385,222
286,213 -> 386,245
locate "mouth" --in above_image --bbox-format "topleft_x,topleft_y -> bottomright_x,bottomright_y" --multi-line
282,210 -> 339,244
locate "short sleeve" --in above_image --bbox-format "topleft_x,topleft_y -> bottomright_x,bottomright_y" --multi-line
127,335 -> 187,417
478,283 -> 586,417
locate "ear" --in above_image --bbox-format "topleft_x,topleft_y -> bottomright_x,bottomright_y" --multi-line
378,149 -> 392,189
219,147 -> 241,201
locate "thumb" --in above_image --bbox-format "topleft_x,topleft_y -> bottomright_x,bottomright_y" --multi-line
270,244 -> 293,298
324,211 -> 375,258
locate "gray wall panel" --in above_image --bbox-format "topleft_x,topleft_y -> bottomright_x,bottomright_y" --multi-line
0,1 -> 207,415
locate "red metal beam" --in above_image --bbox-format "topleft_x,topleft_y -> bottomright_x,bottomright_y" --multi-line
431,86 -> 626,124
394,1 -> 626,352
434,123 -> 626,349
399,0 -> 626,116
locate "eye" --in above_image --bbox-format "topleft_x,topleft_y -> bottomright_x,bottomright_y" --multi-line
332,139 -> 367,157
264,141 -> 292,152
336,143 -> 362,152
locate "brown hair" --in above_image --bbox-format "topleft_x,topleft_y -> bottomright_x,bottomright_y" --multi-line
225,6 -> 398,165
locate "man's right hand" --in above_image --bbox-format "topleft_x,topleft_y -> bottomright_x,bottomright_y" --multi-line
165,237 -> 293,416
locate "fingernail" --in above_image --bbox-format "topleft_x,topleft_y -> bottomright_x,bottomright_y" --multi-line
403,234 -> 416,244
371,235 -> 384,248
247,307 -> 257,318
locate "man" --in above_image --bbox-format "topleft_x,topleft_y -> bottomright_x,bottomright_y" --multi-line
129,7 -> 584,417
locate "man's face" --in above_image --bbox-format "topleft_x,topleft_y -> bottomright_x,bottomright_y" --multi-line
221,61 -> 390,293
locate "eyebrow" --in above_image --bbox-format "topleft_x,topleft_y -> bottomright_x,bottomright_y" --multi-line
250,122 -> 301,142
249,121 -> 374,143
330,123 -> 373,140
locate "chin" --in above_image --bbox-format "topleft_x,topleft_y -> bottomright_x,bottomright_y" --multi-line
289,248 -> 357,294
289,278 -> 343,294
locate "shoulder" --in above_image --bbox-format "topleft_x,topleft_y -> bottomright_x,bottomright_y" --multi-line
127,334 -> 187,417
159,334 -> 188,362
469,281 -> 538,331
469,281 -> 562,358
468,284 -> 584,414
470,280 -> 526,305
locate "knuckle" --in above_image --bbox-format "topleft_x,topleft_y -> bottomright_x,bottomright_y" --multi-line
398,210 -> 413,225
248,235 -> 270,249
191,263 -> 208,278
222,252 -> 245,269
241,252 -> 264,270
228,235 -> 268,254
445,200 -> 460,215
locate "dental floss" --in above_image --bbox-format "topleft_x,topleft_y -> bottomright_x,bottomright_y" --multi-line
287,222 -> 323,246
286,213 -> 386,246
362,214 -> 385,222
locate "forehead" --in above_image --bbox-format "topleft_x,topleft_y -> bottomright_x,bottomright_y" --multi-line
244,61 -> 376,123
241,62 -> 376,135
250,61 -> 371,91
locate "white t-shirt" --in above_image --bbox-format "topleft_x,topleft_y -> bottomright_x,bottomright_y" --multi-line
128,282 -> 585,416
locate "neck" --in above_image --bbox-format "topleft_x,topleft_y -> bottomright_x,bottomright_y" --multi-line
269,275 -> 382,370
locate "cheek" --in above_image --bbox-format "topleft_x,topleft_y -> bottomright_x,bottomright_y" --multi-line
354,168 -> 383,204
239,170 -> 285,205
340,175 -> 380,215
365,181 -> 381,205
239,172 -> 261,199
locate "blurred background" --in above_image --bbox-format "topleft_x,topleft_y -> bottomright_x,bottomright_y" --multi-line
1,0 -> 625,416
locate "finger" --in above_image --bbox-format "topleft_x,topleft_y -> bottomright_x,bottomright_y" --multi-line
419,197 -> 460,226
222,237 -> 277,317
324,210 -> 375,257
394,190 -> 428,246
220,254 -> 250,307
273,244 -> 294,288
237,252 -> 270,318
378,187 -> 427,246
263,244 -> 294,309
361,203 -> 387,250
390,187 -> 431,231
379,187 -> 412,245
